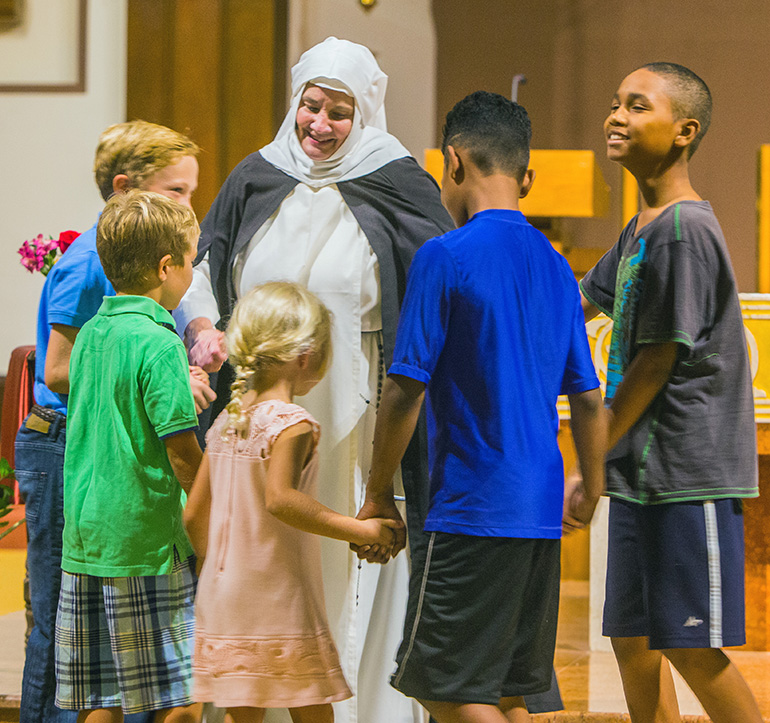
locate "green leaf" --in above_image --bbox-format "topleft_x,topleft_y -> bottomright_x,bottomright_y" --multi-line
0,484 -> 13,517
0,518 -> 24,540
0,457 -> 14,480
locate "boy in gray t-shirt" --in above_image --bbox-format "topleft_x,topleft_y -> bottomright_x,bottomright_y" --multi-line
583,199 -> 756,503
580,63 -> 761,722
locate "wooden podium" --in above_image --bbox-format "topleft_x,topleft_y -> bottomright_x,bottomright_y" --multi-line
424,147 -> 610,218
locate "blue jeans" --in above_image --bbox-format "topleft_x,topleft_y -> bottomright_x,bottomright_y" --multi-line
15,412 -> 152,723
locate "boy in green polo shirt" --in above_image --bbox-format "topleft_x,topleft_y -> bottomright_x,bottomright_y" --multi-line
55,190 -> 203,722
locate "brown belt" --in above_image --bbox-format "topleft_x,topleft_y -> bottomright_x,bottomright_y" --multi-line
26,404 -> 66,432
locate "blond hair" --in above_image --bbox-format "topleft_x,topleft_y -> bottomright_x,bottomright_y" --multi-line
93,120 -> 200,201
225,282 -> 333,435
97,189 -> 199,292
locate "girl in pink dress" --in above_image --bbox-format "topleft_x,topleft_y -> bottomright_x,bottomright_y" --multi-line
184,282 -> 399,723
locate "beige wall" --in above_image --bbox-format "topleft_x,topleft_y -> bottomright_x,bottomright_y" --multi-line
0,1 -> 128,375
288,0 -> 436,161
3,1 -> 766,378
433,0 -> 769,292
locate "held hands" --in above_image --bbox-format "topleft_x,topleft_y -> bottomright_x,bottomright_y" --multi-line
562,466 -> 601,534
356,517 -> 401,557
351,497 -> 407,564
185,318 -> 228,373
189,366 -> 217,414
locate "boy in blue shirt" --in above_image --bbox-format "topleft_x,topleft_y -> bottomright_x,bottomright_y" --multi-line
581,63 -> 762,723
14,120 -> 213,723
358,92 -> 607,722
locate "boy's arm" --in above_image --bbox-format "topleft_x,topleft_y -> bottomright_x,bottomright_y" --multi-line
45,324 -> 80,393
607,341 -> 678,449
355,373 -> 426,558
164,430 -> 203,494
564,387 -> 607,529
183,451 -> 211,559
581,295 -> 602,324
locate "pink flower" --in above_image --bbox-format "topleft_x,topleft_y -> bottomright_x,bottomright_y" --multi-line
18,240 -> 42,273
18,229 -> 80,276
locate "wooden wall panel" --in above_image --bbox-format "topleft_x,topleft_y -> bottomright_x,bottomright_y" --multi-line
221,0 -> 287,177
172,0 -> 223,215
126,1 -> 175,124
126,0 -> 287,219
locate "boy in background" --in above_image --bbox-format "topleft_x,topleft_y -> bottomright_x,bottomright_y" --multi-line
580,63 -> 762,722
55,190 -> 203,721
358,91 -> 607,723
15,120 -> 213,723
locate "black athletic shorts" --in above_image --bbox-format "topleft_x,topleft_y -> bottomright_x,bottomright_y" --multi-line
391,530 -> 560,705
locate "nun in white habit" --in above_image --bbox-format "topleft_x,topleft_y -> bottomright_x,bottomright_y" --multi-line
176,37 -> 453,723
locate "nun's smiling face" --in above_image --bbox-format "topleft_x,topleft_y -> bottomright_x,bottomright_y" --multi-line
296,84 -> 355,161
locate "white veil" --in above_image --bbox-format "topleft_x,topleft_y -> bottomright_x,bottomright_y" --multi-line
260,36 -> 410,187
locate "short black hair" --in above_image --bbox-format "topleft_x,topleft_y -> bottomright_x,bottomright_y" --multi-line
441,91 -> 531,181
641,62 -> 712,157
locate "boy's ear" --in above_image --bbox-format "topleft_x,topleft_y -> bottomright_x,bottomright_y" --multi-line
675,118 -> 700,151
519,168 -> 536,199
156,253 -> 173,281
112,174 -> 131,195
445,145 -> 464,184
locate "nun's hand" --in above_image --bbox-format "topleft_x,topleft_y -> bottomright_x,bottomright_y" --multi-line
185,317 -> 228,372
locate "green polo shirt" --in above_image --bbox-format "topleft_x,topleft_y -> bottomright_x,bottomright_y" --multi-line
62,295 -> 197,576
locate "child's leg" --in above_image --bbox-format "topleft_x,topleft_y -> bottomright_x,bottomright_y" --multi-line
663,647 -> 763,723
288,703 -> 334,723
78,709 -> 123,723
611,636 -> 680,723
418,699 -> 512,722
152,703 -> 203,722
498,696 -> 529,723
224,707 -> 265,723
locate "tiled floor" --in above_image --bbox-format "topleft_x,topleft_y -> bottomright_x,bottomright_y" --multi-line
555,581 -> 770,720
0,579 -> 767,721
0,610 -> 24,719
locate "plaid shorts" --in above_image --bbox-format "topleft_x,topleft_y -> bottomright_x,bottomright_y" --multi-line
55,550 -> 196,714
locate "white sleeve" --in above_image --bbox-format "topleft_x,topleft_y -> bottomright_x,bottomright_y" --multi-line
173,255 -> 221,334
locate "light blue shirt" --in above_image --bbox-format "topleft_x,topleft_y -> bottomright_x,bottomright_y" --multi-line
34,220 -> 115,413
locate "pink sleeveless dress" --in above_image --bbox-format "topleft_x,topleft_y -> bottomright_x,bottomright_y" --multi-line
192,400 -> 352,708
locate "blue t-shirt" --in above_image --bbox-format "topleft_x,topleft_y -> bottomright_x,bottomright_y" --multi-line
34,221 -> 115,413
390,209 -> 599,539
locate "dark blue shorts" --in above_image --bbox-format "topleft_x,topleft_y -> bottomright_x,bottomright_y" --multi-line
603,497 -> 746,649
392,531 -> 560,704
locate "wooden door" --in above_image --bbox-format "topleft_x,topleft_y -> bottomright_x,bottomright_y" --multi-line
127,0 -> 288,218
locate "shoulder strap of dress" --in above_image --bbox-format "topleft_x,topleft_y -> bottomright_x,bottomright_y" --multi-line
265,401 -> 321,449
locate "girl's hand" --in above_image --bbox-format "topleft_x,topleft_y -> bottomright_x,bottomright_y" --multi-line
356,517 -> 399,551
352,497 -> 407,560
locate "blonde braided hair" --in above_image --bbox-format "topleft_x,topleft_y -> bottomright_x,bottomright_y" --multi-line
224,282 -> 332,437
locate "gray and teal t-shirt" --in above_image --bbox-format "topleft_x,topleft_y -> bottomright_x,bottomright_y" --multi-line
581,201 -> 758,504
